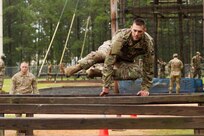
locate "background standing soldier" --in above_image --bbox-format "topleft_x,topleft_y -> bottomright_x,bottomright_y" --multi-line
168,53 -> 183,94
47,63 -> 52,81
0,55 -> 6,136
158,58 -> 166,78
59,63 -> 65,80
191,51 -> 204,78
0,55 -> 5,93
10,62 -> 38,136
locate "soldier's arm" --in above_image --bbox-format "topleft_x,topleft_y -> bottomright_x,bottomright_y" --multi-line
180,60 -> 184,69
191,57 -> 195,66
168,61 -> 171,73
102,31 -> 124,89
102,54 -> 117,88
32,77 -> 39,94
141,40 -> 154,92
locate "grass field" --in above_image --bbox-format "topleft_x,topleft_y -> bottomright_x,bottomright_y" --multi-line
2,78 -> 76,93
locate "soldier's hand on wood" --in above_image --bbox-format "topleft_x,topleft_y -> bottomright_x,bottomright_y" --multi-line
99,87 -> 109,96
137,90 -> 149,96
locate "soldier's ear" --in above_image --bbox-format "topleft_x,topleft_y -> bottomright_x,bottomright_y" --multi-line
144,27 -> 147,32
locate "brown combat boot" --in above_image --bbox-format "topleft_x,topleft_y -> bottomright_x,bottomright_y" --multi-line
64,64 -> 82,77
86,69 -> 102,78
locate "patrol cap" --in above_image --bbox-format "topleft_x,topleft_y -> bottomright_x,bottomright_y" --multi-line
173,53 -> 178,57
196,51 -> 200,55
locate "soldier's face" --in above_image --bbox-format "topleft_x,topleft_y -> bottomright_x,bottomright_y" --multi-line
20,63 -> 29,74
131,23 -> 146,41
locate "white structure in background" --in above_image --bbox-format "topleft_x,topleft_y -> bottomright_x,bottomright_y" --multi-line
0,0 -> 2,56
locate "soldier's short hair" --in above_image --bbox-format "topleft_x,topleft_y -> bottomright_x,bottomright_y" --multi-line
133,18 -> 146,26
173,53 -> 178,58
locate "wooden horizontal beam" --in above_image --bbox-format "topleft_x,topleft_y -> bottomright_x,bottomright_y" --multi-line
0,117 -> 204,130
126,4 -> 202,15
0,94 -> 204,104
0,104 -> 203,116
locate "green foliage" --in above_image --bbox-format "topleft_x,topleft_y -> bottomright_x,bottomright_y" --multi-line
3,0 -> 111,67
3,0 -> 203,69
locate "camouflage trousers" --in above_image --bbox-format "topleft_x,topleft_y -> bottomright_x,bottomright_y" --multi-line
86,61 -> 142,80
193,68 -> 202,78
112,61 -> 142,80
78,40 -> 142,80
78,40 -> 111,70
168,75 -> 181,94
159,71 -> 166,78
0,76 -> 4,90
15,113 -> 34,136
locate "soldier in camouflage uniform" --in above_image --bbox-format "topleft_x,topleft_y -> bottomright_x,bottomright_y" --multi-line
59,63 -> 65,80
168,53 -> 183,94
65,18 -> 154,96
191,51 -> 203,78
47,63 -> 52,81
10,62 -> 38,94
0,55 -> 6,136
10,62 -> 38,136
0,55 -> 5,93
158,58 -> 166,78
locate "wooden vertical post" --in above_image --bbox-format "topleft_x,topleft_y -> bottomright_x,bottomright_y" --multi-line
110,0 -> 118,36
194,103 -> 204,134
0,114 -> 4,136
110,0 -> 119,94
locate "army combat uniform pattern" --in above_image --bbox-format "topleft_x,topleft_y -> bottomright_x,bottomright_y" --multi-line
10,72 -> 38,94
168,57 -> 183,94
158,60 -> 166,78
102,29 -> 154,91
0,58 -> 5,91
78,40 -> 111,70
76,29 -> 154,91
192,55 -> 203,78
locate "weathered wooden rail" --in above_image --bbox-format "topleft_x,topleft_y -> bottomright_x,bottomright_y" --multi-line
0,93 -> 204,135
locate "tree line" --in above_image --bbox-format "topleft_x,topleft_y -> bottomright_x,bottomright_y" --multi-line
3,0 -> 203,69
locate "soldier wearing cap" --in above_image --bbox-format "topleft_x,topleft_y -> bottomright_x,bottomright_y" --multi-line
168,53 -> 183,94
191,51 -> 204,78
65,18 -> 154,96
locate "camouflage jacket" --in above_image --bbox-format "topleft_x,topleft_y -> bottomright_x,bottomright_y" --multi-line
192,55 -> 203,68
103,28 -> 154,91
0,59 -> 5,76
10,71 -> 38,94
168,58 -> 183,76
